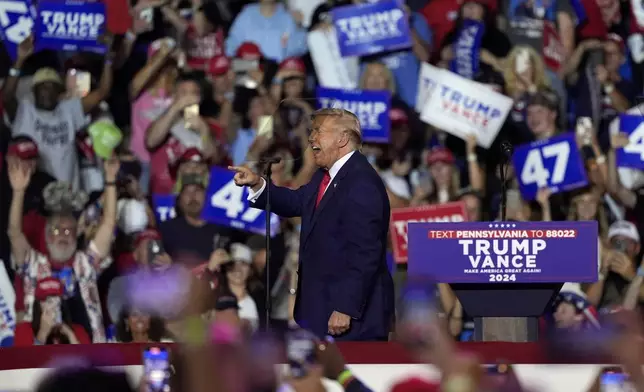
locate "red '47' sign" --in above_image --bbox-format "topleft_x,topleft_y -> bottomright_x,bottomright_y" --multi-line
390,201 -> 468,263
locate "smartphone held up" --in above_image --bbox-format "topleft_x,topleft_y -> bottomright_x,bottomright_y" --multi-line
66,69 -> 91,98
143,347 -> 171,392
285,327 -> 318,379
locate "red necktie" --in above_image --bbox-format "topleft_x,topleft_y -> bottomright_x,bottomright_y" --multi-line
315,171 -> 331,208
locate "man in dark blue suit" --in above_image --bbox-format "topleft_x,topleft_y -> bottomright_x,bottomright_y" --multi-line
229,108 -> 394,341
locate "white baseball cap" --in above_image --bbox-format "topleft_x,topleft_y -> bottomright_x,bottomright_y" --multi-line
117,198 -> 149,235
230,243 -> 252,264
608,220 -> 640,243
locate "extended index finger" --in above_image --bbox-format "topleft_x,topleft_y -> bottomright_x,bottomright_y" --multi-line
227,166 -> 247,173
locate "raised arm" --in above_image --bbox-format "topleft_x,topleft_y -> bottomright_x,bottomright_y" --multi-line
231,165 -> 314,218
81,52 -> 114,114
130,39 -> 175,99
145,95 -> 200,149
6,158 -> 33,267
89,158 -> 119,262
160,2 -> 189,35
2,36 -> 34,122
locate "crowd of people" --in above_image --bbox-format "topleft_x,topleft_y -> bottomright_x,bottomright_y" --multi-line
0,0 -> 642,359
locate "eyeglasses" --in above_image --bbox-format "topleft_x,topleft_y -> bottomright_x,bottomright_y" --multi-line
50,227 -> 76,237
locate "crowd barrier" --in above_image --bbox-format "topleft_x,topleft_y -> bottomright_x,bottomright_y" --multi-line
0,343 -> 609,392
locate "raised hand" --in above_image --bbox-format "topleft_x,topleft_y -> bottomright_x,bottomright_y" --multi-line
229,166 -> 262,189
8,158 -> 32,191
17,34 -> 34,63
173,94 -> 201,112
104,157 -> 121,182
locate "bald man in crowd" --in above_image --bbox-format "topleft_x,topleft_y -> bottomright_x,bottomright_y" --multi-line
230,108 -> 394,341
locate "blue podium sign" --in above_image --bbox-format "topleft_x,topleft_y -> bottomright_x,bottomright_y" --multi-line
408,221 -> 598,283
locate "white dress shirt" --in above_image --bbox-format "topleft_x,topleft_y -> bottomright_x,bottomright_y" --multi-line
247,150 -> 356,202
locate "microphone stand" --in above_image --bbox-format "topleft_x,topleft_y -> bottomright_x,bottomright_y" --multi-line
259,156 -> 281,332
264,162 -> 273,331
499,142 -> 513,221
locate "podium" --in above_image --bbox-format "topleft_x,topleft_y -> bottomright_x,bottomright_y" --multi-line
407,221 -> 598,342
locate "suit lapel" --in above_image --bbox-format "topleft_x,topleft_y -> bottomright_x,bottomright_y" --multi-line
302,152 -> 362,246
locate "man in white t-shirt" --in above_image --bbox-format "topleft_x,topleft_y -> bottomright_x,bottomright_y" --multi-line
2,36 -> 114,190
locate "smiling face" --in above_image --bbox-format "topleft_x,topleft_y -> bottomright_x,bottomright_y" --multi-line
308,110 -> 360,169
127,308 -> 151,334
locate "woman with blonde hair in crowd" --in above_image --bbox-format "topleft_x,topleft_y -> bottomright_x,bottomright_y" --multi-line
502,46 -> 550,129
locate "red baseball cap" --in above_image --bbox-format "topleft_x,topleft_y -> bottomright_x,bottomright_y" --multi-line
235,42 -> 262,60
35,277 -> 64,301
278,57 -> 305,77
8,138 -> 39,160
134,228 -> 162,249
426,147 -> 455,165
389,108 -> 409,126
207,55 -> 231,77
169,147 -> 206,177
390,377 -> 440,392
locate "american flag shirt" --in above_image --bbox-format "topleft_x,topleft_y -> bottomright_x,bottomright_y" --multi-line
17,241 -> 108,343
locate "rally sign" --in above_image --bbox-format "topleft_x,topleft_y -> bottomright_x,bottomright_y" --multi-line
390,201 -> 467,264
419,68 -> 512,148
0,0 -> 36,60
317,87 -> 391,143
414,62 -> 441,113
512,133 -> 588,201
616,114 -> 644,169
153,167 -> 280,236
152,194 -> 177,223
308,28 -> 360,90
407,221 -> 598,283
331,0 -> 411,58
35,0 -> 106,53
449,19 -> 484,80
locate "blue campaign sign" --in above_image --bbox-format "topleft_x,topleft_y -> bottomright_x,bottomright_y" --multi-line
152,167 -> 280,236
616,115 -> 644,170
512,133 -> 588,201
317,87 -> 391,143
203,166 -> 280,236
449,19 -> 485,80
0,0 -> 36,60
35,0 -> 106,53
407,221 -> 598,283
331,0 -> 411,58
152,194 -> 177,223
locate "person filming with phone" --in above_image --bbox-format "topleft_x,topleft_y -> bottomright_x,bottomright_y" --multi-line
230,108 -> 394,341
592,221 -> 642,309
144,72 -> 217,194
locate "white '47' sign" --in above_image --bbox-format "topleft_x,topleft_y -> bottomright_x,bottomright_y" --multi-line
0,0 -> 34,59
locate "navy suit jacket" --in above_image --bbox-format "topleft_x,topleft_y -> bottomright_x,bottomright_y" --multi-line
254,152 -> 394,340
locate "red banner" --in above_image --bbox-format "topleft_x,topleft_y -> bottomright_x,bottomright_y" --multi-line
389,202 -> 467,264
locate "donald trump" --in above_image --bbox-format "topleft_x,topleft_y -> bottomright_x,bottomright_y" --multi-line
230,108 -> 394,340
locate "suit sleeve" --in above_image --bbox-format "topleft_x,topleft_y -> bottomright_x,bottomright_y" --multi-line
331,178 -> 385,319
252,180 -> 314,218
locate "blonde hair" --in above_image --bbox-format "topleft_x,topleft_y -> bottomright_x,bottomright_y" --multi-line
311,108 -> 362,146
359,62 -> 397,95
503,46 -> 549,98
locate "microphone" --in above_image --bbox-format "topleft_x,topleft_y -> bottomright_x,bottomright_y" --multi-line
258,156 -> 282,164
500,141 -> 513,159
